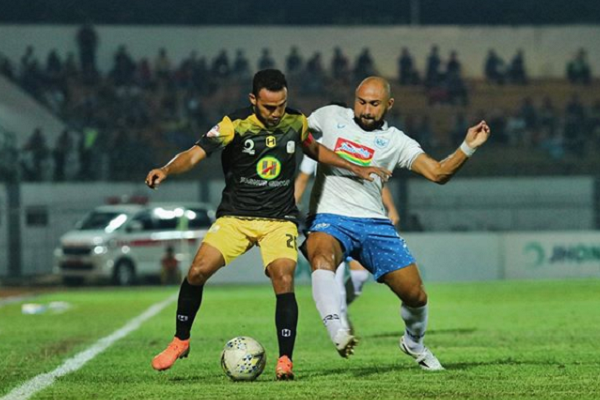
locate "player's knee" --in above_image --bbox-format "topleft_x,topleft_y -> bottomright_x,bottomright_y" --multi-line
270,271 -> 294,292
187,264 -> 211,286
403,287 -> 428,308
309,252 -> 337,272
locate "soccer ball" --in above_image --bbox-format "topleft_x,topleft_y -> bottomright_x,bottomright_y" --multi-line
220,336 -> 266,381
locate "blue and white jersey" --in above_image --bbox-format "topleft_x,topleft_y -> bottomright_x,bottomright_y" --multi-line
307,105 -> 424,219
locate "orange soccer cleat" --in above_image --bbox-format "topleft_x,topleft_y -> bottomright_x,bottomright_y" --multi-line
275,355 -> 294,380
151,337 -> 190,371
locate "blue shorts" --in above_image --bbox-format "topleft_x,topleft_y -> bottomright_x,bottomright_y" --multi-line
307,213 -> 416,282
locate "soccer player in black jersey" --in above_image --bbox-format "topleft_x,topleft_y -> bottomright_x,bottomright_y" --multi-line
146,69 -> 390,380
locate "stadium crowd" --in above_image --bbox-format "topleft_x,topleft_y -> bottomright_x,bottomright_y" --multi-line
0,26 -> 597,182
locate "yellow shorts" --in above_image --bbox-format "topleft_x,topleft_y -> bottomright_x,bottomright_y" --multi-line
202,217 -> 298,268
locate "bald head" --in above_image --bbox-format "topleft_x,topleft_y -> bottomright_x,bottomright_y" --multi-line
356,76 -> 392,101
353,76 -> 394,131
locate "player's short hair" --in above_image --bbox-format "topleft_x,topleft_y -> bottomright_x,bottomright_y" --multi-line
252,69 -> 287,96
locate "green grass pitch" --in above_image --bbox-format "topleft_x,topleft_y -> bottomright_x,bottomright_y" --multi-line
1,279 -> 599,399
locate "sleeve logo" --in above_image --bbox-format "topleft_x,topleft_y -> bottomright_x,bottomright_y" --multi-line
206,125 -> 220,138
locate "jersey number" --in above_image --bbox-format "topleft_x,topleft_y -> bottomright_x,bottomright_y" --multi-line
242,139 -> 255,155
285,234 -> 297,250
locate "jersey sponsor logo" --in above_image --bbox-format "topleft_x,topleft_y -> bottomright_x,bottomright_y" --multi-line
374,136 -> 390,149
334,138 -> 374,166
286,141 -> 295,154
256,156 -> 282,180
266,135 -> 276,148
206,124 -> 220,138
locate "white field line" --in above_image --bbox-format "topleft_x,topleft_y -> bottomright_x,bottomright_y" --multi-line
1,293 -> 177,400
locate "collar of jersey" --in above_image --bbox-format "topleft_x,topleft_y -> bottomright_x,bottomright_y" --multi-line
249,113 -> 285,131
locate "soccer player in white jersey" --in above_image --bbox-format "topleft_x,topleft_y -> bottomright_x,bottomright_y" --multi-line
295,147 -> 400,333
304,76 -> 490,371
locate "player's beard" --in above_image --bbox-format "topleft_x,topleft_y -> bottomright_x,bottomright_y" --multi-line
355,114 -> 384,131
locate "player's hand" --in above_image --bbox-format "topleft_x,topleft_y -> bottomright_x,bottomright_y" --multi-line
145,168 -> 167,189
388,208 -> 400,227
352,165 -> 392,182
465,120 -> 491,149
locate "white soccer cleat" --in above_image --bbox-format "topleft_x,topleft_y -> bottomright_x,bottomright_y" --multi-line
334,328 -> 358,358
399,336 -> 444,371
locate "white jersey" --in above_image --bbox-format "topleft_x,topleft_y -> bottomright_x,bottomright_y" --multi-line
307,105 -> 424,219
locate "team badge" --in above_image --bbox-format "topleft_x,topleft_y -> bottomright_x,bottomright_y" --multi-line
374,136 -> 390,149
206,124 -> 220,138
334,138 -> 375,166
266,136 -> 276,148
256,156 -> 281,180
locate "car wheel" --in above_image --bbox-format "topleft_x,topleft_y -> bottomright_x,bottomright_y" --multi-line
113,260 -> 136,286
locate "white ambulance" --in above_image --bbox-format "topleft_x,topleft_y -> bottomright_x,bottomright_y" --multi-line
53,202 -> 215,286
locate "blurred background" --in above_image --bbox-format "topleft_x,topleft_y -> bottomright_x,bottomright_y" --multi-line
0,0 -> 599,285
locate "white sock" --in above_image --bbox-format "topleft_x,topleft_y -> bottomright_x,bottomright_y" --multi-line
350,270 -> 370,295
334,262 -> 350,330
312,269 -> 345,342
400,304 -> 428,353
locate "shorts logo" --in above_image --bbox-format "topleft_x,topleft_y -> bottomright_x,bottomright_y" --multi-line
256,156 -> 281,180
334,138 -> 374,166
266,136 -> 276,148
206,124 -> 220,138
374,136 -> 390,149
312,223 -> 330,230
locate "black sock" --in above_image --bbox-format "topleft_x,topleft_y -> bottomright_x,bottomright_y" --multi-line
175,278 -> 204,340
275,292 -> 298,360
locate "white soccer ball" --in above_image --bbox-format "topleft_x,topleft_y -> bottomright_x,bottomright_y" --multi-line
220,336 -> 266,381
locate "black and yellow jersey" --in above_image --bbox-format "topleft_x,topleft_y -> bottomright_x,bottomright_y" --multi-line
196,106 -> 310,223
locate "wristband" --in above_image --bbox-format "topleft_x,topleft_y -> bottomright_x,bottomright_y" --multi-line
460,141 -> 476,157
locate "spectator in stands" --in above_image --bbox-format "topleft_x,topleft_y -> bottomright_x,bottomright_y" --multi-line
78,126 -> 99,180
0,52 -> 15,81
331,47 -> 350,83
76,23 -> 99,75
519,97 -> 538,134
111,45 -> 136,87
353,48 -> 377,81
53,129 -> 72,181
446,51 -> 468,105
135,57 -> 153,88
155,48 -> 172,81
484,49 -> 505,85
232,49 -> 251,80
304,52 -> 325,95
258,48 -> 275,70
506,109 -> 527,146
589,100 -> 600,150
564,94 -> 586,155
425,45 -> 441,87
538,96 -> 558,140
45,50 -> 62,83
22,127 -> 49,181
285,46 -> 303,76
415,115 -> 435,149
20,46 -> 36,77
508,49 -> 527,85
398,47 -> 417,85
451,113 -> 469,146
63,52 -> 78,77
488,109 -> 508,144
566,49 -> 592,85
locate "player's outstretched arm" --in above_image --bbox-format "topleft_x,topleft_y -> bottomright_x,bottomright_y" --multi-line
301,138 -> 392,182
294,172 -> 311,204
382,186 -> 400,227
145,145 -> 207,189
411,120 -> 491,185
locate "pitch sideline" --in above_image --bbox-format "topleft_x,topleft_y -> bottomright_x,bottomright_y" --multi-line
1,293 -> 178,400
